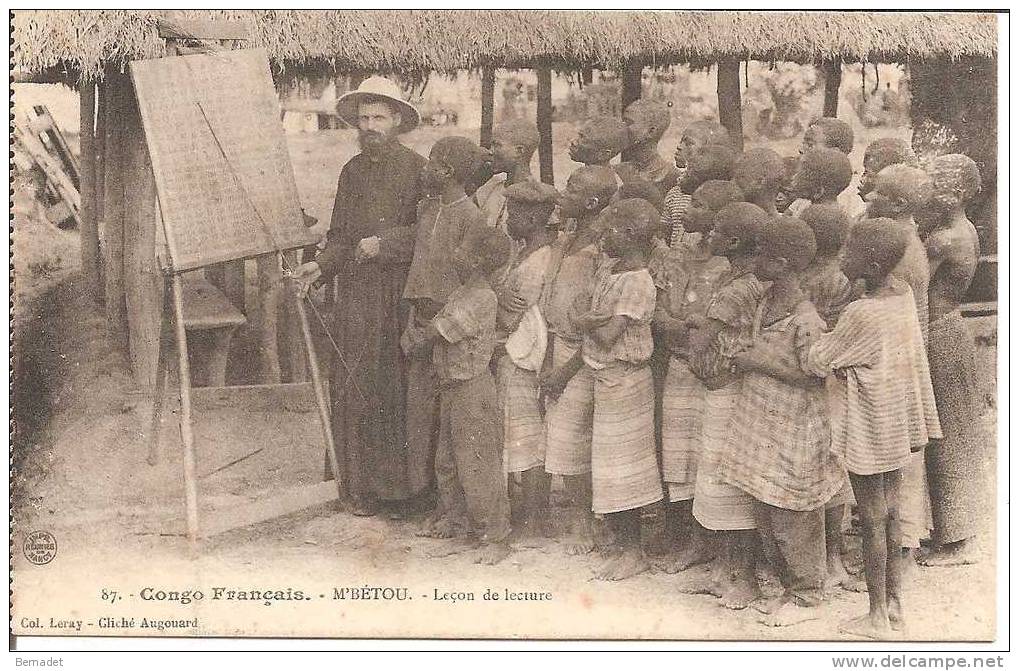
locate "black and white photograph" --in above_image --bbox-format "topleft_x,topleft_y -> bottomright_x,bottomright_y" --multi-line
9,8 -> 1007,650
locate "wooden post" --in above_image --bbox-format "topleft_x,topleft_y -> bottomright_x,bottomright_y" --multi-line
716,58 -> 744,152
279,250 -> 306,383
480,66 -> 495,149
821,58 -> 843,117
102,72 -> 130,353
94,81 -> 107,298
170,272 -> 200,542
536,67 -> 554,185
255,254 -> 282,383
620,61 -> 643,161
78,82 -> 102,302
122,83 -> 164,386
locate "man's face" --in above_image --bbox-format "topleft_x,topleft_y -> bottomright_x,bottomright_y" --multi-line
490,134 -> 519,174
357,101 -> 401,151
799,125 -> 824,156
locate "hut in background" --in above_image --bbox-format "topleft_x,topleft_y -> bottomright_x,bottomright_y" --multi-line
12,9 -> 999,385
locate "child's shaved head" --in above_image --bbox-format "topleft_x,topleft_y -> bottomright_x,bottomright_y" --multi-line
869,164 -> 934,218
859,137 -> 918,198
733,147 -> 788,201
505,180 -> 559,227
675,120 -> 733,169
680,144 -> 739,194
558,164 -> 619,220
757,215 -> 817,274
709,201 -> 769,258
803,117 -> 854,155
841,218 -> 909,283
791,148 -> 853,201
493,120 -> 540,156
624,99 -> 672,145
570,116 -> 631,165
616,177 -> 665,213
928,153 -> 981,208
600,197 -> 659,257
800,204 -> 851,257
428,136 -> 490,182
686,180 -> 745,233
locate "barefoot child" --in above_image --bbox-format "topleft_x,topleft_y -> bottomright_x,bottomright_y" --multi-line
684,202 -> 770,609
494,181 -> 558,541
403,226 -> 516,565
722,215 -> 844,627
799,204 -> 859,588
864,164 -> 937,567
920,154 -> 985,567
539,165 -> 618,555
617,99 -> 681,198
652,180 -> 743,573
804,219 -> 941,638
576,198 -> 666,580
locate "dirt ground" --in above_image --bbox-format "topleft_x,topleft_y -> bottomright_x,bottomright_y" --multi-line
11,123 -> 999,642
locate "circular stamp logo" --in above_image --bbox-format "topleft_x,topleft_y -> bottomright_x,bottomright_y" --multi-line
23,530 -> 57,565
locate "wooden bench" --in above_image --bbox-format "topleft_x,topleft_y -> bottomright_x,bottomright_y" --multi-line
181,275 -> 246,386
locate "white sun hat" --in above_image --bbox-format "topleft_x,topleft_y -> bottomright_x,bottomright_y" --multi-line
335,76 -> 421,134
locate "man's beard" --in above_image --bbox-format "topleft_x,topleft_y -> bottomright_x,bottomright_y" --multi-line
358,130 -> 392,153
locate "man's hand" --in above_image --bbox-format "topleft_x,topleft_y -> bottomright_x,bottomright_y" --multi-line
354,236 -> 381,263
289,261 -> 322,298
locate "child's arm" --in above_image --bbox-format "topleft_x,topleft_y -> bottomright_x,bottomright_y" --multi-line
803,302 -> 878,377
538,350 -> 584,402
587,315 -> 629,349
734,343 -> 822,388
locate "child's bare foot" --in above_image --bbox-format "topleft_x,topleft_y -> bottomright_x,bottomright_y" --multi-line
920,539 -> 980,567
418,516 -> 464,539
594,547 -> 650,581
668,543 -> 716,572
759,600 -> 820,627
888,596 -> 904,632
425,537 -> 477,558
651,551 -> 691,574
564,531 -> 596,555
721,578 -> 761,610
676,575 -> 726,597
474,541 -> 512,565
826,550 -> 853,587
839,613 -> 893,640
837,576 -> 869,593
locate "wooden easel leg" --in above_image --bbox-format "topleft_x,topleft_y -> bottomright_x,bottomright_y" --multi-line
293,292 -> 343,501
147,288 -> 172,466
171,273 -> 200,543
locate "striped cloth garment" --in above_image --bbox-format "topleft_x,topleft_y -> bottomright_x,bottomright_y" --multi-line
496,355 -> 546,474
804,280 -> 942,476
544,336 -> 594,476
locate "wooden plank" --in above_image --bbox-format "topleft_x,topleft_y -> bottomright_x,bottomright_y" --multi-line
102,72 -> 129,353
157,18 -> 250,42
180,275 -> 246,329
536,67 -> 554,185
129,49 -> 317,272
716,58 -> 744,152
821,59 -> 842,117
480,66 -> 495,149
961,301 -> 997,317
191,382 -> 316,411
198,481 -> 337,538
79,83 -> 102,301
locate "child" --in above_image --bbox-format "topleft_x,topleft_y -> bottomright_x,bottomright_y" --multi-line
800,117 -> 855,156
723,215 -> 843,627
774,156 -> 800,213
858,137 -> 918,201
569,116 -> 631,167
617,99 -> 681,198
575,198 -> 666,580
404,136 -> 489,526
664,144 -> 740,247
919,154 -> 984,567
664,120 -> 733,246
799,204 -> 859,588
474,120 -> 541,231
652,180 -> 742,573
403,226 -> 516,565
494,181 -> 558,541
732,147 -> 787,215
804,219 -> 941,638
683,201 -> 770,609
787,147 -> 853,217
539,165 -> 618,555
863,163 -> 937,574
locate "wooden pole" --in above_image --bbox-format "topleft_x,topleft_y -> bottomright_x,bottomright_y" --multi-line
78,82 -> 102,302
170,272 -> 200,542
716,58 -> 744,152
102,72 -> 130,353
480,66 -> 495,149
279,250 -> 306,383
255,254 -> 282,383
620,61 -> 643,161
821,58 -> 843,117
536,67 -> 554,185
94,81 -> 107,298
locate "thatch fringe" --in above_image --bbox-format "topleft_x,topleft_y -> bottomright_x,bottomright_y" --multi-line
12,10 -> 998,85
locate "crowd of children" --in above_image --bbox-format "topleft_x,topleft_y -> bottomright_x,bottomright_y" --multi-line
325,101 -> 987,640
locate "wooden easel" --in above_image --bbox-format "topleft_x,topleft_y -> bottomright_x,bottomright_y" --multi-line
130,43 -> 342,543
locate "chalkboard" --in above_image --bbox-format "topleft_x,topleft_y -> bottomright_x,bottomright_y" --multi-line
130,48 -> 316,271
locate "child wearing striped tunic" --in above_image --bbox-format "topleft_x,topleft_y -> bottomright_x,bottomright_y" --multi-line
573,198 -> 664,581
722,215 -> 844,628
804,220 -> 941,640
494,181 -> 557,541
652,180 -> 743,573
683,202 -> 770,610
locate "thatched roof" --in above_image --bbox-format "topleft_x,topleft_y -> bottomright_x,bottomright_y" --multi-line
13,10 -> 998,85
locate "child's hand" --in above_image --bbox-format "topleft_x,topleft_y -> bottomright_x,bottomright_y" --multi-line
497,283 -> 527,313
538,367 -> 571,402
